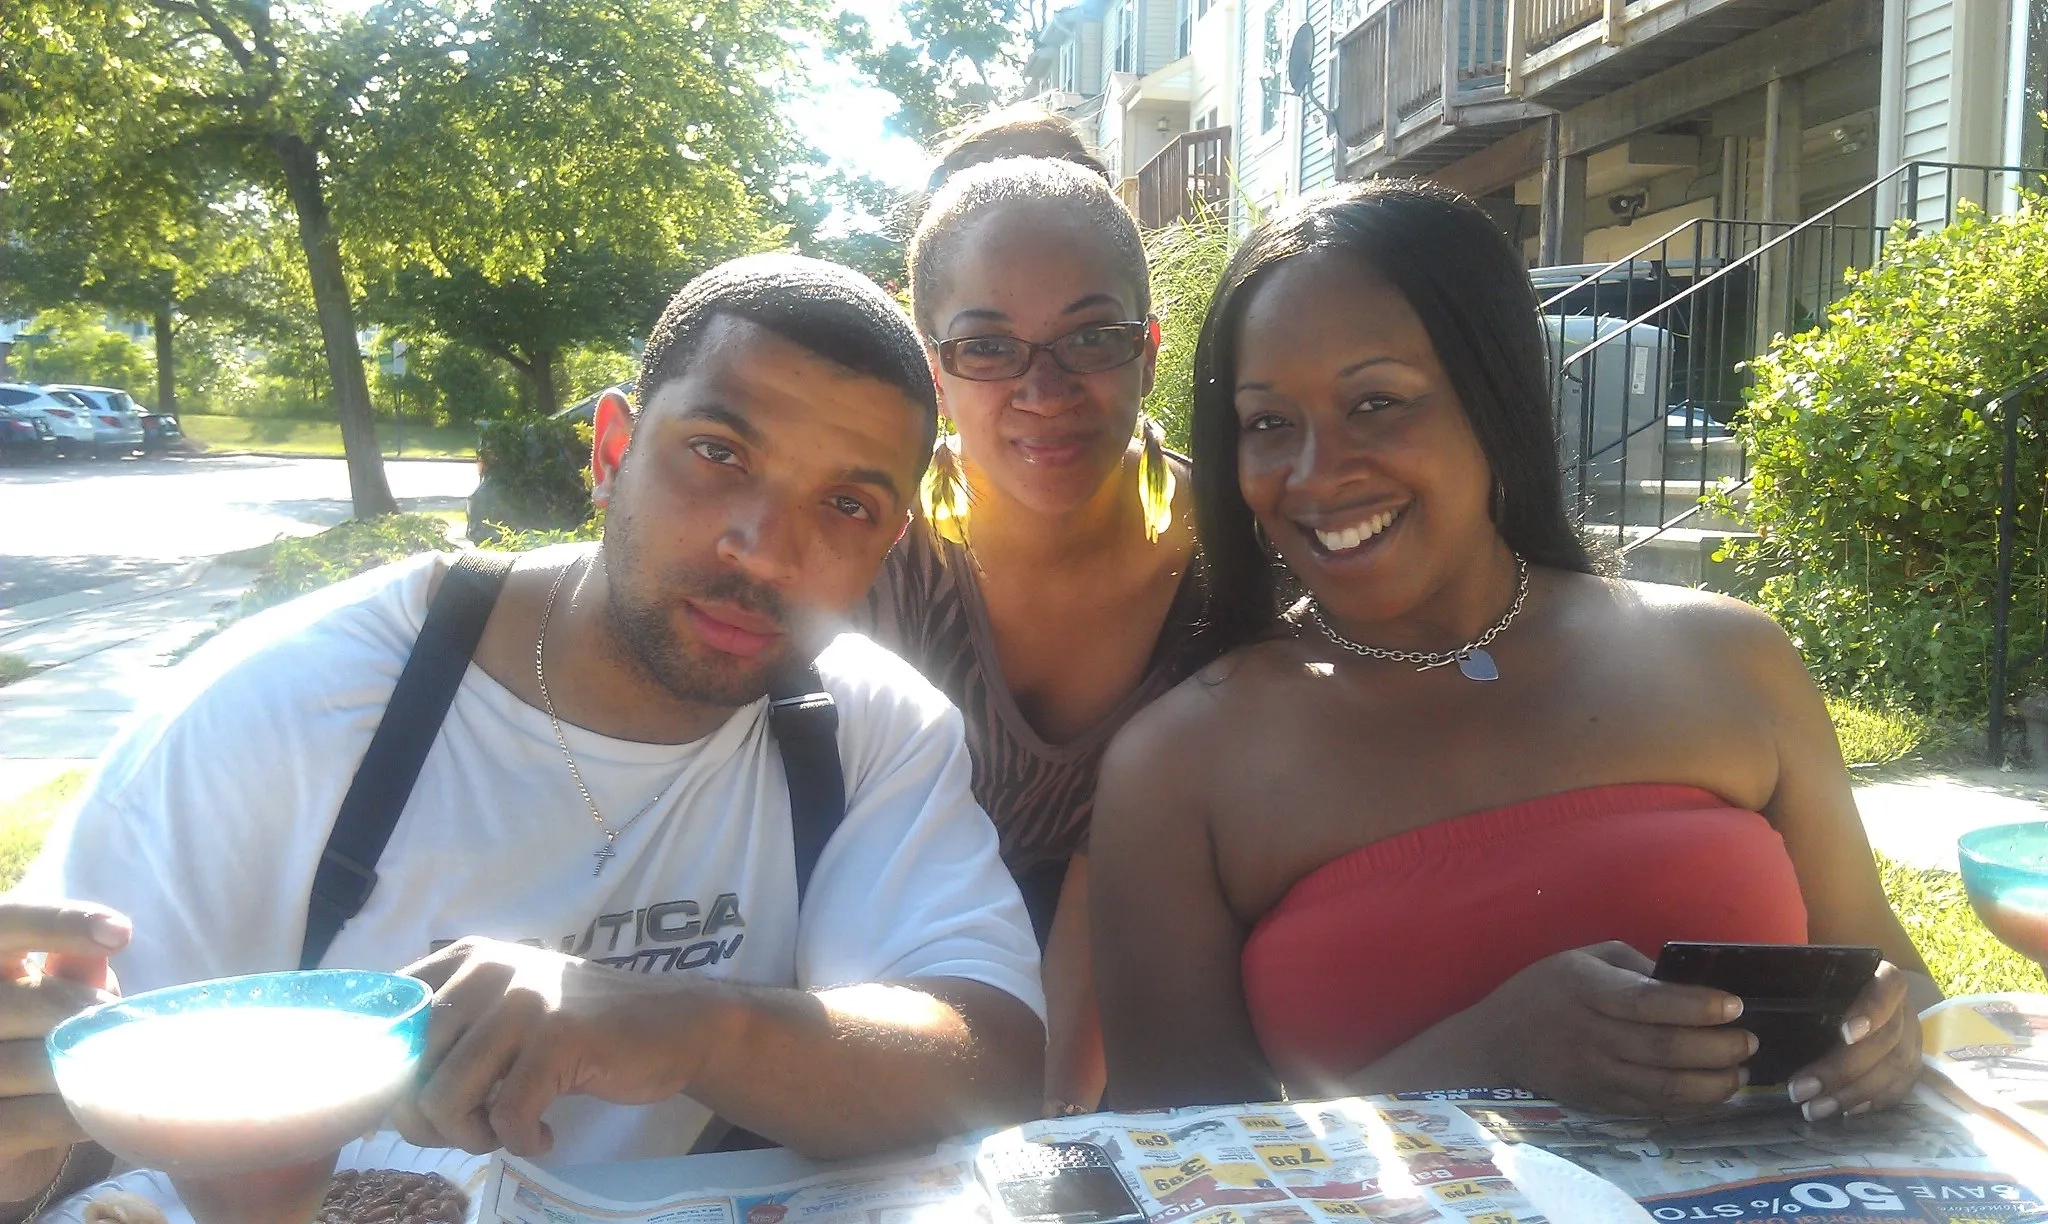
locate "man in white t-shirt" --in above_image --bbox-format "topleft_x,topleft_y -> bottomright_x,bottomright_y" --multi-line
0,256 -> 1046,1215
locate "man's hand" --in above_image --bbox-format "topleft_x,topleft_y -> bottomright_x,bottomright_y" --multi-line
0,902 -> 128,1202
1483,941 -> 1756,1117
394,938 -> 718,1158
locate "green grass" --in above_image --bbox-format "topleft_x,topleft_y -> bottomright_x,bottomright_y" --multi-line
1879,851 -> 2048,995
0,655 -> 30,689
0,771 -> 83,891
1830,697 -> 1943,766
181,413 -> 475,459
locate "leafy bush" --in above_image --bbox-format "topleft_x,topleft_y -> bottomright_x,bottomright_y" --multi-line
1738,200 -> 2048,721
241,513 -> 461,615
14,305 -> 153,393
1141,204 -> 1236,451
473,415 -> 595,538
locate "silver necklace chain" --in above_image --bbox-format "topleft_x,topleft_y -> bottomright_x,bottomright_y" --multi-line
1308,558 -> 1531,673
536,555 -> 670,876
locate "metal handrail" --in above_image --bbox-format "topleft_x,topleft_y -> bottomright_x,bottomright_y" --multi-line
1554,161 -> 2038,375
1538,215 -> 1756,310
1985,366 -> 2048,760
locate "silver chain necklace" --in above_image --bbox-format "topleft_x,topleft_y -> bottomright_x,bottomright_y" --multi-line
1307,558 -> 1531,682
536,556 -> 671,875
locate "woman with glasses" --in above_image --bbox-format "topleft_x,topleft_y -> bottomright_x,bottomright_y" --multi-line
1089,180 -> 1934,1120
860,120 -> 1205,1118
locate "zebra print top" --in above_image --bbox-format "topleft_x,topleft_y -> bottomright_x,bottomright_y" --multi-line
860,522 -> 1208,873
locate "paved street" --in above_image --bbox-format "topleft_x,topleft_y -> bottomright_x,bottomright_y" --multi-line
0,454 -> 477,608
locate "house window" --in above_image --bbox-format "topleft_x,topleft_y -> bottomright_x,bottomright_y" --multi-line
1113,1 -> 1136,72
1260,0 -> 1283,133
2025,0 -> 2048,168
1198,0 -> 1211,16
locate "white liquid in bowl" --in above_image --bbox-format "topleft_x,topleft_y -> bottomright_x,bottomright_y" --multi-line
58,1008 -> 418,1175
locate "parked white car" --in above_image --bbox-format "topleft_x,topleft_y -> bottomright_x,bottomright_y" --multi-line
48,384 -> 147,456
0,384 -> 97,458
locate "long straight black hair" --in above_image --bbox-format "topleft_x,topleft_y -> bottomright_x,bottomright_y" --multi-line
1192,179 -> 1595,655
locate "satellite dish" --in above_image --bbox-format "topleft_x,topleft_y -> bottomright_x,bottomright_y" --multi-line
1285,22 -> 1337,128
1286,23 -> 1316,98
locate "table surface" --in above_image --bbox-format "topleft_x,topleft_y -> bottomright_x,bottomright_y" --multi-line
554,1143 -> 938,1201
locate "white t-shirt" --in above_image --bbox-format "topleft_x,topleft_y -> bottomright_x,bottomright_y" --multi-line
24,548 -> 1044,1167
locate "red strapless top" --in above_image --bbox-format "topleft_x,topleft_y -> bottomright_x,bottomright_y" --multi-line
1240,784 -> 1808,1084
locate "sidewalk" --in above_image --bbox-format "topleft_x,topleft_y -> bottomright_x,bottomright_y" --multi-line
0,561 -> 256,803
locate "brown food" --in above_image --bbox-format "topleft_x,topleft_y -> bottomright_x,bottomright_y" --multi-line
317,1169 -> 468,1224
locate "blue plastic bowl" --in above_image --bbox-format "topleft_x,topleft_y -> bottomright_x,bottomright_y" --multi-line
48,970 -> 430,1175
1959,823 -> 2048,962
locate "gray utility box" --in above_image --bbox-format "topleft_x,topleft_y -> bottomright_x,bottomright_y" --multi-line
1543,315 -> 1673,514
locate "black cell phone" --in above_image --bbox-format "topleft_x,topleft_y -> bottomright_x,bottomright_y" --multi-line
982,1141 -> 1149,1224
1652,941 -> 1882,1087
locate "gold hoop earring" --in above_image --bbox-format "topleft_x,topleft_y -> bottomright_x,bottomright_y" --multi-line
919,433 -> 972,544
1136,414 -> 1175,544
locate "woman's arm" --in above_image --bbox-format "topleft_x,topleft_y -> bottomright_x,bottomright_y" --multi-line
1738,602 -> 1938,1115
1042,854 -> 1106,1115
1091,693 -> 1281,1109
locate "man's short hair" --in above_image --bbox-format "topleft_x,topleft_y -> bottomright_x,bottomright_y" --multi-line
637,255 -> 939,467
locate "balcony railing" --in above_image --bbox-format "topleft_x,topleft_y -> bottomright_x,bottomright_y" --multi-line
1336,0 -> 1510,149
1518,0 -> 1603,53
1134,127 -> 1231,228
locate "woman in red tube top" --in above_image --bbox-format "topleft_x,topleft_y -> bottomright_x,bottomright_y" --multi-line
1090,179 -> 1938,1122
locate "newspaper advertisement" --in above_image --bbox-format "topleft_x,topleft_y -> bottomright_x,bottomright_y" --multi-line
1431,1083 -> 2048,1223
481,1146 -> 993,1224
980,1097 -> 1555,1223
1921,993 -> 2048,1151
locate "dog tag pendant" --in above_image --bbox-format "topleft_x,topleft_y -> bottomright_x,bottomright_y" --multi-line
1456,648 -> 1499,681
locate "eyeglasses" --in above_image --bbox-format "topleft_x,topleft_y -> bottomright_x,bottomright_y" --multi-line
930,321 -> 1150,381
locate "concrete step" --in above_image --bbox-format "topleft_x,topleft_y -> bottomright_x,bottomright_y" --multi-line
1662,434 -> 1747,483
1610,525 -> 1763,592
1587,478 -> 1750,531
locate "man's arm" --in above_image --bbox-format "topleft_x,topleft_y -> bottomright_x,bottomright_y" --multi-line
394,940 -> 1042,1160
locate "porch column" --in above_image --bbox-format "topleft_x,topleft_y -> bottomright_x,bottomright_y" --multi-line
1539,116 -> 1587,266
1757,74 -> 1805,351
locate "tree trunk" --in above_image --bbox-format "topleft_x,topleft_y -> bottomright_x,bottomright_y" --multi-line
272,132 -> 396,518
531,348 -> 562,416
153,306 -> 177,416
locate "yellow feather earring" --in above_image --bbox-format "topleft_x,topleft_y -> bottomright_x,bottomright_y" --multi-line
919,429 -> 972,545
1136,414 -> 1174,543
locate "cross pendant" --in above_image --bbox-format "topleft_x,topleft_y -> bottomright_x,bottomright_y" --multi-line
592,841 -> 618,877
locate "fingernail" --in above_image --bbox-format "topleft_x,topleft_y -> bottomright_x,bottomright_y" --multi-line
1737,1067 -> 1751,1087
1803,1097 -> 1840,1122
1788,1076 -> 1822,1104
1842,1016 -> 1872,1045
1745,1031 -> 1761,1057
1722,995 -> 1745,1022
1847,1101 -> 1873,1117
88,913 -> 131,949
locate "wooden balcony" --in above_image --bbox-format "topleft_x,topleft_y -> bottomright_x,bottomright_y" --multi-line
1337,0 -> 1543,176
1507,0 -> 1830,110
1134,127 -> 1232,228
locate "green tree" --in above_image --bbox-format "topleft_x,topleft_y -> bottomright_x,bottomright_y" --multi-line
347,0 -> 814,415
832,0 -> 1047,143
4,1 -> 403,514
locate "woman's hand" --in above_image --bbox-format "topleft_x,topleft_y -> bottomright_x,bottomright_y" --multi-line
1483,941 -> 1756,1117
1784,960 -> 1921,1120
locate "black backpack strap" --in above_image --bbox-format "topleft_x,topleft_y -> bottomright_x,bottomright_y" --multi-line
767,663 -> 845,902
300,551 -> 516,970
690,663 -> 846,1157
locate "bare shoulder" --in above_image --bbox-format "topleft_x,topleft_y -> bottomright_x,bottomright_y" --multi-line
1098,636 -> 1308,820
1559,571 -> 1809,688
